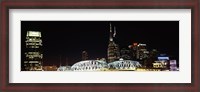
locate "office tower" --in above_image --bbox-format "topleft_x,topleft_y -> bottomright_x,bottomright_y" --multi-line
169,60 -> 178,71
129,43 -> 149,60
82,51 -> 88,60
120,48 -> 132,60
107,23 -> 120,62
129,43 -> 138,60
24,31 -> 43,71
136,43 -> 149,60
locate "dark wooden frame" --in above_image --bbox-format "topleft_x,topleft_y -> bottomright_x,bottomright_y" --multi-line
0,0 -> 199,92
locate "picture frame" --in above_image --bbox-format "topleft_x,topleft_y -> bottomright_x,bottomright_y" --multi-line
0,0 -> 199,92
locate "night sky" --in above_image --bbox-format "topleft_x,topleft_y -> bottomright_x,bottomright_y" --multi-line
21,21 -> 179,66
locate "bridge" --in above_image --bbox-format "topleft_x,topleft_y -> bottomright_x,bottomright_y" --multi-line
71,60 -> 108,71
108,60 -> 142,71
71,60 -> 141,71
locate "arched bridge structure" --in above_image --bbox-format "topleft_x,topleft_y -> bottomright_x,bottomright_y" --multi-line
71,60 -> 108,71
108,60 -> 142,71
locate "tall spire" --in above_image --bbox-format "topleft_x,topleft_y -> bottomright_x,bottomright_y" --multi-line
113,26 -> 116,38
110,23 -> 112,32
109,23 -> 113,41
107,23 -> 120,63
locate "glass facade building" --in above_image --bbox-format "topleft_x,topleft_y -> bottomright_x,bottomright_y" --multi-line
24,31 -> 43,71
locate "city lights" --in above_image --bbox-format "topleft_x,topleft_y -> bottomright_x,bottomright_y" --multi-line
21,21 -> 179,71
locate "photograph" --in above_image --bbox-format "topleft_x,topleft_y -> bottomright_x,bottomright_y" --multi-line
1,0 -> 198,90
21,21 -> 179,71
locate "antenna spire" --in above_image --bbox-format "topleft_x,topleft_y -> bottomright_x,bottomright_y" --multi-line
109,23 -> 113,41
113,26 -> 116,37
110,23 -> 112,32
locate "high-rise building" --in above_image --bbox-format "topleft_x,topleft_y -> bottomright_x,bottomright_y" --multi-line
129,43 -> 138,60
129,43 -> 149,60
24,31 -> 43,71
120,48 -> 132,60
137,43 -> 149,60
144,49 -> 159,68
82,51 -> 88,60
169,60 -> 178,71
107,23 -> 120,62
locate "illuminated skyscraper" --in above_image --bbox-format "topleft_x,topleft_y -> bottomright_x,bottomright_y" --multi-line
24,31 -> 43,71
129,43 -> 138,60
136,43 -> 149,60
82,51 -> 88,61
107,23 -> 120,62
120,48 -> 132,60
129,43 -> 149,60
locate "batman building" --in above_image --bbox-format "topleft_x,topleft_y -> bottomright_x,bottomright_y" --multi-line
107,23 -> 120,63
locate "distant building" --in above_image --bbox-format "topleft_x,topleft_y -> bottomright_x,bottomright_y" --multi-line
82,51 -> 88,60
120,48 -> 132,60
153,60 -> 168,69
157,54 -> 169,61
24,31 -> 43,71
57,66 -> 71,71
107,23 -> 120,62
170,60 -> 178,71
137,43 -> 149,60
43,65 -> 57,71
129,43 -> 149,60
129,43 -> 138,60
96,57 -> 106,61
100,58 -> 106,61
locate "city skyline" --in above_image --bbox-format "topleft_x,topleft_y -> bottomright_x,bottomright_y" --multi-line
21,21 -> 179,67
